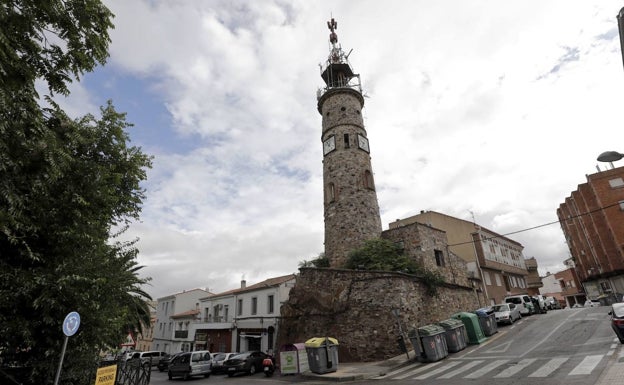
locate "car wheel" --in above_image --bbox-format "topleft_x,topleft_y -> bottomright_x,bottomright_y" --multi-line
183,373 -> 190,381
228,373 -> 235,377
204,373 -> 210,378
250,365 -> 256,375
168,372 -> 173,380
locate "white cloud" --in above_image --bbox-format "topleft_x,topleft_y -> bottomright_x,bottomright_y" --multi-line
65,0 -> 624,298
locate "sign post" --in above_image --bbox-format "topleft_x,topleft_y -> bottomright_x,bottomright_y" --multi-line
54,311 -> 80,385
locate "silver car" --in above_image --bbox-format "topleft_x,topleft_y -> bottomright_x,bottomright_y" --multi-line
168,350 -> 212,380
493,303 -> 521,325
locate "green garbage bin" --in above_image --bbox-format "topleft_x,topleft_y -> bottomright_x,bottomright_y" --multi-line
438,318 -> 467,353
417,324 -> 448,362
304,337 -> 339,374
407,329 -> 424,359
452,312 -> 487,344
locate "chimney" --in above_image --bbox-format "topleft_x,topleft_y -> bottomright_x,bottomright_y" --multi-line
241,280 -> 246,289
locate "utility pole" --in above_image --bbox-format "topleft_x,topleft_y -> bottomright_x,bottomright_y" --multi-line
618,7 -> 624,70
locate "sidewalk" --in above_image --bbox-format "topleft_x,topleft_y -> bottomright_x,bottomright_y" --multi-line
596,345 -> 624,385
301,352 -> 413,382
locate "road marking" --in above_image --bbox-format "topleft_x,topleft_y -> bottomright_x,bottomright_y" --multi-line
529,357 -> 568,377
463,359 -> 508,378
375,362 -> 424,378
519,310 -> 578,358
494,358 -> 537,378
438,360 -> 483,379
393,361 -> 441,380
486,340 -> 514,353
569,355 -> 603,375
413,361 -> 461,379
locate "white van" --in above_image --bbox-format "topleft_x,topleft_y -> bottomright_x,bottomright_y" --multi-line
504,295 -> 534,315
168,350 -> 212,380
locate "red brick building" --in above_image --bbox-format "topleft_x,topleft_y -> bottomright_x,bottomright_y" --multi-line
557,165 -> 624,302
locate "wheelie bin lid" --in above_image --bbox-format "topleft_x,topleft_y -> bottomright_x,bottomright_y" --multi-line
417,324 -> 445,336
304,337 -> 339,348
438,318 -> 463,329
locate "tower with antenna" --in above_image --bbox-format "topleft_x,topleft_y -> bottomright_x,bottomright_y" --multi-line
318,18 -> 382,268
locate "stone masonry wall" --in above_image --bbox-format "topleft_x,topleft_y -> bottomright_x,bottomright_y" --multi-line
277,268 -> 481,362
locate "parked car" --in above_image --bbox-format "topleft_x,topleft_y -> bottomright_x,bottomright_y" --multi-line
584,299 -> 601,307
545,296 -> 561,309
492,303 -> 521,325
127,351 -> 166,367
223,351 -> 268,377
531,295 -> 548,313
609,302 -> 624,343
211,352 -> 239,374
157,352 -> 182,372
504,295 -> 534,316
168,350 -> 212,380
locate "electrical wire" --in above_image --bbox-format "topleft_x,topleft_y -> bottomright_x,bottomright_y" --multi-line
447,201 -> 622,247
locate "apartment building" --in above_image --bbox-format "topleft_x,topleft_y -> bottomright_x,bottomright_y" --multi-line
390,210 -> 531,305
558,165 -> 624,302
152,274 -> 296,354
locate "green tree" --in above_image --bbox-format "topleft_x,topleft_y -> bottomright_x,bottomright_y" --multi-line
0,2 -> 153,384
299,252 -> 330,268
345,238 -> 445,296
345,238 -> 419,273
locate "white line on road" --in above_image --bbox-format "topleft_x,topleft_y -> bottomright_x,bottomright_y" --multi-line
569,354 -> 603,375
529,357 -> 568,377
463,359 -> 508,379
393,361 -> 441,380
413,361 -> 461,380
437,360 -> 483,379
494,358 -> 537,378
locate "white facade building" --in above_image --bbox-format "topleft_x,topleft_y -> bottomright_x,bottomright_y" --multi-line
152,288 -> 212,353
152,274 -> 296,355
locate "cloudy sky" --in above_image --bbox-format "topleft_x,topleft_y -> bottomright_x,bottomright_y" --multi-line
60,0 -> 624,299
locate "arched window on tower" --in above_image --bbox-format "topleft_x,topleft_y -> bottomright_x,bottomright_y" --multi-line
364,170 -> 375,190
327,182 -> 336,202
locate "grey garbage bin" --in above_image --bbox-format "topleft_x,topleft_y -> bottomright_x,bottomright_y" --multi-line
304,337 -> 339,374
417,324 -> 448,362
475,309 -> 498,336
437,318 -> 467,353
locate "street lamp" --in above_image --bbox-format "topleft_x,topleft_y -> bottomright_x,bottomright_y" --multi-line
597,151 -> 624,169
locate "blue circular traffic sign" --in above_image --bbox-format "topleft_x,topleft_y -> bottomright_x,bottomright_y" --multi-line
62,311 -> 80,337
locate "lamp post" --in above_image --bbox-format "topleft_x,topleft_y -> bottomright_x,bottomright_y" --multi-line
618,7 -> 624,70
597,151 -> 624,169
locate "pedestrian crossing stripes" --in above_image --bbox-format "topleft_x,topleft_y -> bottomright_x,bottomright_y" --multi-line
373,354 -> 605,380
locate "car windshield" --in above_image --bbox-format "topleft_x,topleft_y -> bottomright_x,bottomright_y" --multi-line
493,304 -> 509,312
213,353 -> 225,360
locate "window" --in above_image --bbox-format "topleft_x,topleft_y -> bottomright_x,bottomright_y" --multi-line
483,271 -> 491,285
344,133 -> 350,148
364,170 -> 375,190
224,305 -> 229,322
619,200 -> 624,211
268,295 -> 274,314
237,299 -> 243,316
609,178 -> 624,188
434,249 -> 445,267
328,183 -> 335,203
251,297 -> 258,315
495,274 -> 502,286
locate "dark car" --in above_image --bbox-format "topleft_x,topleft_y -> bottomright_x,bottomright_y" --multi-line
609,302 -> 624,343
157,352 -> 181,372
223,351 -> 267,377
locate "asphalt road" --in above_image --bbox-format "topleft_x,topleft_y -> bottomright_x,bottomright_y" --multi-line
149,306 -> 620,385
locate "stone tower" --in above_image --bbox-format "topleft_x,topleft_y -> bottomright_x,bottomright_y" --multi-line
318,18 -> 382,268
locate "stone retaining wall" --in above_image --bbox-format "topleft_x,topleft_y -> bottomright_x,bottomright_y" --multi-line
277,267 -> 481,362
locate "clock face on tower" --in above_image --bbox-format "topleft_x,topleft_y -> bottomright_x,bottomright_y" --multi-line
323,136 -> 336,155
357,134 -> 369,152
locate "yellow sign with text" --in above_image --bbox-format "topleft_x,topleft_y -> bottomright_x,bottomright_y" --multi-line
95,365 -> 117,385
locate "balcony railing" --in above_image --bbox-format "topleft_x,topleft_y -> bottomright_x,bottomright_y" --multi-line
202,315 -> 230,323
